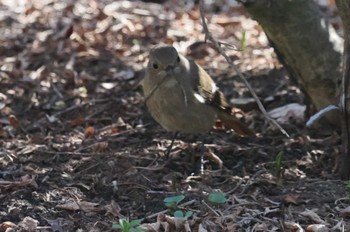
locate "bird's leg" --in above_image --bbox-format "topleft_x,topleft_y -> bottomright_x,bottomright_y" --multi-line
164,131 -> 179,160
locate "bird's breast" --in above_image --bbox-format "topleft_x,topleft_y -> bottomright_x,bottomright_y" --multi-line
162,77 -> 178,88
145,77 -> 216,133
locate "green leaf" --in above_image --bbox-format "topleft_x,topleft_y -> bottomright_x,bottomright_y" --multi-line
130,228 -> 144,232
112,219 -> 143,232
174,210 -> 184,218
112,219 -> 133,231
164,195 -> 185,207
129,219 -> 142,227
119,219 -> 130,230
208,192 -> 226,204
184,211 -> 193,219
165,201 -> 176,208
53,100 -> 66,110
132,39 -> 140,45
275,151 -> 284,170
112,224 -> 122,229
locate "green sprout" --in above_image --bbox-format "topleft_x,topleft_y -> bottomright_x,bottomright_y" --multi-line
174,210 -> 193,219
163,195 -> 185,208
164,195 -> 193,220
112,219 -> 143,232
208,192 -> 227,204
274,151 -> 284,181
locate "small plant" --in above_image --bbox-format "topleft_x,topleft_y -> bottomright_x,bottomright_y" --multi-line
274,151 -> 285,181
163,195 -> 185,208
164,195 -> 193,219
208,192 -> 227,204
174,210 -> 193,219
112,218 -> 143,232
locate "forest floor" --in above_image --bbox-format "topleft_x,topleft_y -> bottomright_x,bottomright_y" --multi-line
0,1 -> 348,231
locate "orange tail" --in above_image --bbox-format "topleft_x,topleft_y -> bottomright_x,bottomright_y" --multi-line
217,111 -> 255,136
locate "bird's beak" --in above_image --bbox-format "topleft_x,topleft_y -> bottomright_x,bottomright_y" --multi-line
166,65 -> 174,74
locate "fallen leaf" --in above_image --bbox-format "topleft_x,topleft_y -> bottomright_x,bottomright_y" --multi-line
92,142 -> 108,152
306,224 -> 329,232
56,201 -> 101,212
8,114 -> 19,129
68,116 -> 86,126
84,126 -> 95,139
268,103 -> 306,124
18,216 -> 39,231
1,221 -> 18,231
300,209 -> 328,225
105,200 -> 123,218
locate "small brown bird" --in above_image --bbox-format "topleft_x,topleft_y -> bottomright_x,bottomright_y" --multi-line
142,45 -> 254,154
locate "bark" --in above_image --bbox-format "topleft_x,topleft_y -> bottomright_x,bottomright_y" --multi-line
335,0 -> 350,179
240,0 -> 343,126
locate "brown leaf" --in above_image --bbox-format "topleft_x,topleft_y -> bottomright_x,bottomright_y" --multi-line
56,201 -> 101,212
1,221 -> 18,231
284,194 -> 300,204
104,200 -> 123,218
84,126 -> 95,139
68,116 -> 86,126
8,114 -> 19,129
0,175 -> 37,190
92,142 -> 108,152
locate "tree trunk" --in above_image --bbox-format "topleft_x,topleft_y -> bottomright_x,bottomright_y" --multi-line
240,0 -> 343,126
335,0 -> 350,179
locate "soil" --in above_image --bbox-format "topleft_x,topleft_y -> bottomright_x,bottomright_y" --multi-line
0,1 -> 348,231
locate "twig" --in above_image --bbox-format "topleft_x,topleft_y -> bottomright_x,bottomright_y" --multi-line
38,150 -> 157,161
225,178 -> 244,195
199,0 -> 289,138
32,98 -> 110,128
144,74 -> 168,103
145,69 -> 189,107
52,83 -> 64,99
222,202 -> 260,214
201,199 -> 221,216
147,190 -> 177,195
85,102 -> 113,119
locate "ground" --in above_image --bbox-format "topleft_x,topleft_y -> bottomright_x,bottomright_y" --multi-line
0,1 -> 348,231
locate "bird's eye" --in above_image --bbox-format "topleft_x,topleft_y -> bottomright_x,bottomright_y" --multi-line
176,56 -> 180,62
153,63 -> 158,69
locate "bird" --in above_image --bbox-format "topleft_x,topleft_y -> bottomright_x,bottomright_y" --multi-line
142,45 -> 254,156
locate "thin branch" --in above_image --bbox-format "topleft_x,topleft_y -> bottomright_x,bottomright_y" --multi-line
199,0 -> 289,138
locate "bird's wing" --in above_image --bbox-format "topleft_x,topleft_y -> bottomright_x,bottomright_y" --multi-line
188,59 -> 230,113
188,59 -> 255,136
